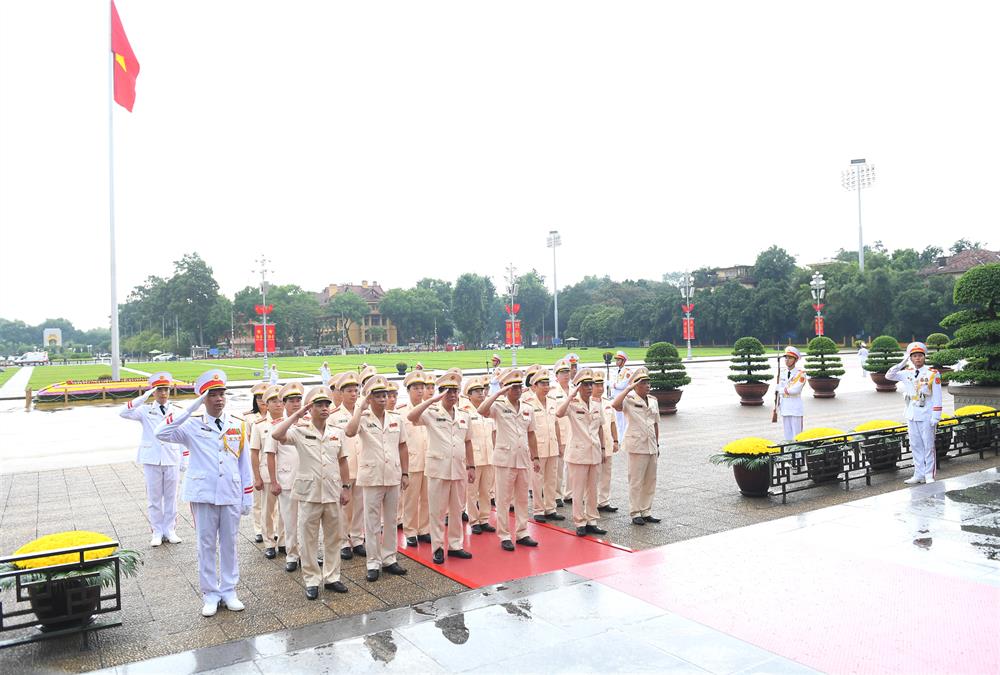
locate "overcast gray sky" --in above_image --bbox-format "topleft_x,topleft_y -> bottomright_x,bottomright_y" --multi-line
1,1 -> 996,329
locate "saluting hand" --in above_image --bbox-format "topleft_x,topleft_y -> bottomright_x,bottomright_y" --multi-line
359,396 -> 371,411
432,392 -> 447,404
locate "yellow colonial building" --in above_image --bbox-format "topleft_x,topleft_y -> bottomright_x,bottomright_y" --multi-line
316,281 -> 398,346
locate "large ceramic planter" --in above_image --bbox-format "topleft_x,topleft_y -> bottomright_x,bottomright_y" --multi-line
27,578 -> 100,632
733,463 -> 770,497
395,366 -> 407,376
806,447 -> 843,482
733,382 -> 769,406
869,372 -> 898,393
652,389 -> 683,415
808,377 -> 841,399
860,435 -> 901,471
949,384 -> 1000,410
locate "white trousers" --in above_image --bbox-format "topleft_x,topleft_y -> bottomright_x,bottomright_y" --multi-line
276,490 -> 300,562
191,502 -> 241,604
428,477 -> 466,552
908,420 -> 937,480
362,485 -> 400,570
615,410 -> 627,443
143,463 -> 179,537
782,415 -> 803,443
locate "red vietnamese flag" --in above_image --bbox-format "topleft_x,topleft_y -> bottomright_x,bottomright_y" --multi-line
111,2 -> 140,111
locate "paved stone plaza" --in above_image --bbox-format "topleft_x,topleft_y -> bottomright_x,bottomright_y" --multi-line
1,356 -> 998,672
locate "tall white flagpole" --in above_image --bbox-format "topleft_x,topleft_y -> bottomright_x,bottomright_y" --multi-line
108,1 -> 121,380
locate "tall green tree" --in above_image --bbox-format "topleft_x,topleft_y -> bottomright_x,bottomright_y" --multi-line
327,291 -> 369,347
452,274 -> 489,346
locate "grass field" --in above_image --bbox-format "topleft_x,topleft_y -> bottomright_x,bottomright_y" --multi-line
21,346 -> 771,391
0,366 -> 20,389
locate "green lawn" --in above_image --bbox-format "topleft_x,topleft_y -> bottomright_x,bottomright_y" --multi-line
27,364 -> 137,390
0,366 -> 20,389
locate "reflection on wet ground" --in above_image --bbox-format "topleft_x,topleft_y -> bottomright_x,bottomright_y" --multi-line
362,630 -> 397,663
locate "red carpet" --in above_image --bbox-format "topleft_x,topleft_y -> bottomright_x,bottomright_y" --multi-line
397,510 -> 632,588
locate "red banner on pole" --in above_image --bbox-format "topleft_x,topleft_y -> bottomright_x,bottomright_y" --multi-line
814,316 -> 825,336
253,324 -> 276,352
682,317 -> 696,340
255,304 -> 274,315
505,320 -> 522,346
681,303 -> 695,314
812,303 -> 825,312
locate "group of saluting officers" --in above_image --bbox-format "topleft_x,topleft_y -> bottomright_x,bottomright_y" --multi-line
120,353 -> 663,616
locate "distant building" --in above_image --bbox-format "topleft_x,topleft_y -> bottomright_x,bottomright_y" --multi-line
696,265 -> 757,291
918,248 -> 1000,278
315,281 -> 398,346
42,328 -> 62,348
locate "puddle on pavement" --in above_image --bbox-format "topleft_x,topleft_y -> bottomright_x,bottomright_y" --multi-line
434,614 -> 470,644
363,630 -> 397,663
500,599 -> 532,620
941,482 -> 1000,560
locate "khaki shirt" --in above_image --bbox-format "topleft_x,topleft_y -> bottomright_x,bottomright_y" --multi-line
547,386 -> 572,452
250,414 -> 284,482
355,409 -> 407,487
330,404 -> 362,479
488,398 -> 535,469
418,403 -> 471,480
622,391 -> 659,454
459,398 -> 494,466
396,401 -> 427,473
563,398 -> 603,465
523,392 -> 560,458
264,421 -> 303,490
285,422 -> 347,503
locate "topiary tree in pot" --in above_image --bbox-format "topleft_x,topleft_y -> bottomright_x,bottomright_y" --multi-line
937,263 -> 1000,408
728,337 -> 771,406
645,341 -> 691,414
805,336 -> 845,398
925,332 -> 955,373
863,335 -> 903,392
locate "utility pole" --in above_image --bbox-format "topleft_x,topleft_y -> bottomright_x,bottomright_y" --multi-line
253,255 -> 271,377
506,264 -> 519,367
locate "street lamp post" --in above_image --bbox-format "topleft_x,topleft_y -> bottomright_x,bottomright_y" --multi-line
680,271 -> 694,360
546,230 -> 561,347
253,255 -> 271,379
506,263 -> 520,367
810,271 -> 826,336
840,159 -> 876,273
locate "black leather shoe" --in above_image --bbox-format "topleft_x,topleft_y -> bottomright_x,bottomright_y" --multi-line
480,523 -> 496,533
461,511 -> 469,522
254,534 -> 264,543
325,581 -> 348,593
432,548 -> 445,564
555,499 -> 565,508
406,536 -> 417,546
546,513 -> 566,521
285,560 -> 299,572
534,515 -> 547,523
491,498 -> 496,507
501,540 -> 515,552
576,527 -> 587,536
632,516 -> 646,525
384,562 -> 407,575
586,524 -> 608,535
597,505 -> 619,513
417,534 -> 432,543
471,524 -> 483,535
352,544 -> 367,557
263,547 -> 276,559
305,586 -> 319,600
564,497 -> 573,504
509,505 -> 515,512
516,536 -> 538,547
340,547 -> 353,560
366,569 -> 380,582
277,546 -> 286,554
448,549 -> 472,559
643,516 -> 661,524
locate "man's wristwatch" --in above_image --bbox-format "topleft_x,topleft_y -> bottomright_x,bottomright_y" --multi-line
402,473 -> 409,477
342,483 -> 351,489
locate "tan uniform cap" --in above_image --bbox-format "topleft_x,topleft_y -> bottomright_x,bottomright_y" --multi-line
336,371 -> 361,390
572,368 -> 596,386
435,371 -> 462,390
363,375 -> 392,397
554,359 -> 571,374
501,369 -> 525,386
631,366 -> 650,382
404,371 -> 425,388
250,382 -> 269,396
278,382 -> 305,399
359,365 -> 378,384
263,385 -> 282,402
304,385 -> 334,407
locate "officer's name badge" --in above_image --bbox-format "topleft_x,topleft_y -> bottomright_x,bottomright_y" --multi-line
389,422 -> 399,428
305,434 -> 317,440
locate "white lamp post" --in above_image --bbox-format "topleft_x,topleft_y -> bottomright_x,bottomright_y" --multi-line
546,230 -> 561,346
506,264 -> 519,367
680,271 -> 694,360
253,255 -> 271,378
840,159 -> 876,273
809,271 -> 826,336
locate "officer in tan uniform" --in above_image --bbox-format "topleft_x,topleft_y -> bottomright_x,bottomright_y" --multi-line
271,385 -> 351,599
548,359 -> 572,507
359,365 -> 378,388
523,366 -> 565,523
266,382 -> 304,572
591,371 -> 619,513
611,367 -> 661,526
250,385 -> 285,559
345,375 -> 410,581
408,371 -> 476,564
330,372 -> 366,560
398,371 -> 431,546
556,368 -> 608,536
460,376 -> 496,535
478,369 -> 541,551
246,381 -> 269,543
422,371 -> 436,401
386,381 -> 399,411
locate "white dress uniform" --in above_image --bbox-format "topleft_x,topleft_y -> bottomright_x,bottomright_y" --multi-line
778,365 -> 807,442
886,345 -> 943,483
858,345 -> 869,378
155,374 -> 253,608
120,384 -> 184,542
611,357 -> 632,442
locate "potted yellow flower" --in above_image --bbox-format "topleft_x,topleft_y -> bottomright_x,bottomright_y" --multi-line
709,437 -> 778,497
853,420 -> 905,471
794,427 -> 849,482
952,405 -> 997,453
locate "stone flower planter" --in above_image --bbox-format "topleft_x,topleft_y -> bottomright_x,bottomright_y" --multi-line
651,389 -> 683,415
733,382 -> 769,406
732,464 -> 771,497
808,377 -> 841,399
949,384 -> 1000,410
27,578 -> 101,632
869,372 -> 898,393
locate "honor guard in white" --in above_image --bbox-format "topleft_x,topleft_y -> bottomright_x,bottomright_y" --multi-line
120,371 -> 185,547
478,369 -> 542,552
858,342 -> 869,378
266,382 -> 305,572
250,385 -> 285,560
612,367 -> 662,526
488,354 -> 502,396
556,369 -> 608,537
611,350 -> 631,442
408,371 -> 475,565
346,375 -> 411,581
778,346 -> 807,442
886,342 -> 943,484
155,370 -> 253,617
272,386 -> 352,599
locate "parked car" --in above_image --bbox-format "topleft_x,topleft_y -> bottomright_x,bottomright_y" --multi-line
152,352 -> 177,362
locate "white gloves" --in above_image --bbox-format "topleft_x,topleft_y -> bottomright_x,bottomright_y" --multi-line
241,504 -> 252,516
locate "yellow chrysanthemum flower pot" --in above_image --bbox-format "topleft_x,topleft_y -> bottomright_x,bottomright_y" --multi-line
710,437 -> 778,497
